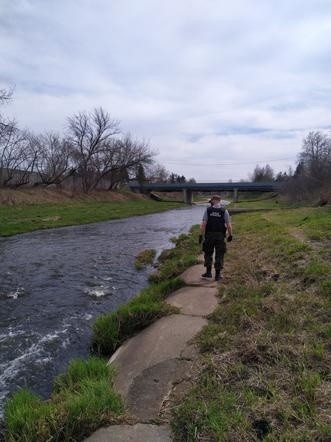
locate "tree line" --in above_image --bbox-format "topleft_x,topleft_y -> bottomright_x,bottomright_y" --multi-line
250,131 -> 331,202
2,87 -> 328,200
0,89 -> 192,191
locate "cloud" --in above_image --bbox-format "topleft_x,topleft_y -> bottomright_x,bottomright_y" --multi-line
0,0 -> 330,180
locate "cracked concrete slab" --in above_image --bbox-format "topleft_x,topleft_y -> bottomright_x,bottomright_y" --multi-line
126,358 -> 191,420
85,423 -> 172,442
109,314 -> 207,398
180,264 -> 218,287
166,286 -> 218,316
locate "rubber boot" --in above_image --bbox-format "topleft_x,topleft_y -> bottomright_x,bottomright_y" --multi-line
215,270 -> 222,281
202,266 -> 212,278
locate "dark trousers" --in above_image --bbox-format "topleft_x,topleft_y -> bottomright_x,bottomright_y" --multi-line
203,232 -> 226,271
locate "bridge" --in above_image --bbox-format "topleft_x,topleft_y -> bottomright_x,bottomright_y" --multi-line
129,181 -> 281,204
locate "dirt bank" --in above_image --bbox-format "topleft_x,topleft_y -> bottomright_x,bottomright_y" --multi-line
0,188 -> 145,206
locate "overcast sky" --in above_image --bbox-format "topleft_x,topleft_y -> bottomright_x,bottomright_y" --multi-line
1,0 -> 330,181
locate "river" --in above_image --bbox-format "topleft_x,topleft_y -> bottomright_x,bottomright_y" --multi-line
0,204 -> 203,417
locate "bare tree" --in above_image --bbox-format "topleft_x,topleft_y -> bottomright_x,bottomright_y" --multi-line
0,87 -> 15,140
32,132 -> 74,185
145,163 -> 169,183
16,133 -> 40,186
68,107 -> 120,192
136,164 -> 146,184
0,87 -> 16,186
92,134 -> 154,190
299,131 -> 331,182
0,122 -> 16,186
0,127 -> 38,187
0,87 -> 14,105
281,131 -> 331,203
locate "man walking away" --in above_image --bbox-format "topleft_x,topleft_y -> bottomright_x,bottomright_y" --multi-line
199,194 -> 233,281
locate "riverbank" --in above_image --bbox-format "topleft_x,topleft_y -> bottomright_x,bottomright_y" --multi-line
3,225 -> 202,441
0,187 -> 148,205
172,206 -> 331,440
0,195 -> 185,236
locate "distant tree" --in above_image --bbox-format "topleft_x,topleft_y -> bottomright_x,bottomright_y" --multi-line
281,131 -> 331,203
299,131 -> 331,182
294,161 -> 305,178
145,163 -> 169,183
250,164 -> 274,182
275,171 -> 291,182
168,173 -> 187,183
169,173 -> 176,183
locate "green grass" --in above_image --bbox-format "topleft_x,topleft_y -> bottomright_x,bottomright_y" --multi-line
0,199 -> 186,236
5,358 -> 123,442
135,248 -> 156,269
265,206 -> 331,241
92,278 -> 183,355
231,193 -> 285,209
172,208 -> 331,441
172,370 -> 252,441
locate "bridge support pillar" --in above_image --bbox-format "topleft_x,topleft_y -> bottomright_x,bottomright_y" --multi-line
183,189 -> 193,204
233,188 -> 238,202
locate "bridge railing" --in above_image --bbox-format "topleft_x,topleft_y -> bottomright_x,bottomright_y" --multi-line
129,181 -> 281,192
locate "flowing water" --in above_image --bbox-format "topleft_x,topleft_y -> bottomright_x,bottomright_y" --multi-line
0,205 -> 203,417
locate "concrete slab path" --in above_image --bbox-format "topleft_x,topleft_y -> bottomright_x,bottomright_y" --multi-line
109,314 -> 207,399
85,263 -> 219,441
180,263 -> 218,287
85,424 -> 172,442
166,286 -> 218,316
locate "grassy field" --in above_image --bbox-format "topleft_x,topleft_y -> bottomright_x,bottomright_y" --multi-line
195,193 -> 295,210
172,206 -> 331,441
0,199 -> 184,236
229,193 -> 304,210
